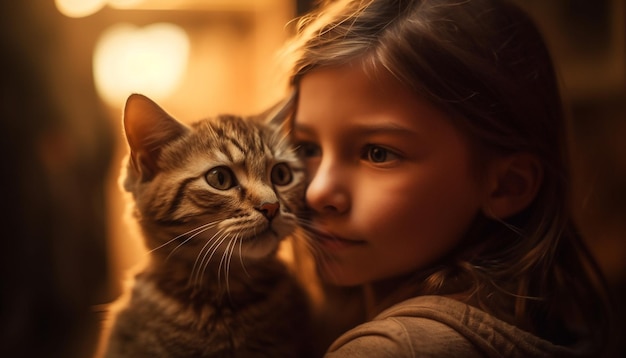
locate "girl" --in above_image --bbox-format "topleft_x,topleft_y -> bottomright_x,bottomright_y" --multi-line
284,0 -> 612,356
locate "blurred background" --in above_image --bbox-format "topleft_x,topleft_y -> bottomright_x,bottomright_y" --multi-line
0,0 -> 623,357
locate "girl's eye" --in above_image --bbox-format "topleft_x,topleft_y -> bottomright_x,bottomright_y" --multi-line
271,163 -> 293,186
296,142 -> 321,158
205,166 -> 236,190
364,145 -> 398,163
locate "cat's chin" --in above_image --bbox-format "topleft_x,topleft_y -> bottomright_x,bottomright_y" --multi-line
238,229 -> 284,260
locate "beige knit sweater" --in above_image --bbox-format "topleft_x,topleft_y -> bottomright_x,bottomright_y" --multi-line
325,295 -> 591,357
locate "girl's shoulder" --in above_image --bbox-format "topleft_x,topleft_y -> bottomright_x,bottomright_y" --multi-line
325,295 -> 591,358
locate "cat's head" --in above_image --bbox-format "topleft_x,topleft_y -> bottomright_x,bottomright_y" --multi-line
121,94 -> 304,263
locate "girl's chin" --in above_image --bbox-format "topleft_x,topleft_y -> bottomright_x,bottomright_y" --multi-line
316,264 -> 365,287
317,263 -> 420,290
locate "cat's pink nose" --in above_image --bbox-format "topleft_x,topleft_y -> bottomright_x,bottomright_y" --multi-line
257,202 -> 280,221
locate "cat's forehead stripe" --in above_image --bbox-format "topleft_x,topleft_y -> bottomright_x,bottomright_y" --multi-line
213,149 -> 232,164
183,115 -> 299,176
225,139 -> 246,163
225,134 -> 247,153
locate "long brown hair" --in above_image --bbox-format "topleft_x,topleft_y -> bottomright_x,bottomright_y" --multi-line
285,0 -> 611,350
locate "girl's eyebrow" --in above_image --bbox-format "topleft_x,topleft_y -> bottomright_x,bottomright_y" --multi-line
350,123 -> 418,137
294,121 -> 419,137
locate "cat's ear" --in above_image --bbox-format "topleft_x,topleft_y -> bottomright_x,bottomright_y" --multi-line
123,94 -> 189,181
261,91 -> 296,131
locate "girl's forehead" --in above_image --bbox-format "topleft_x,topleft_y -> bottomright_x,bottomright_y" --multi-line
297,64 -> 410,112
301,61 -> 405,93
295,63 -> 475,153
296,63 -> 447,125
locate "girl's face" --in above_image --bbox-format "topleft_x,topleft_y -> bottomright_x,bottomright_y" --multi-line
294,64 -> 487,286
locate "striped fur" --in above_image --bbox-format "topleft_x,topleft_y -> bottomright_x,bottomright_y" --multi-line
102,94 -> 311,357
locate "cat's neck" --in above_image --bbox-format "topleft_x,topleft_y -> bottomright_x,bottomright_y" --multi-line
138,254 -> 289,307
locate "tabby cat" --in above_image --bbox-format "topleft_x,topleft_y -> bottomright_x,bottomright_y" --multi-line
102,94 -> 311,357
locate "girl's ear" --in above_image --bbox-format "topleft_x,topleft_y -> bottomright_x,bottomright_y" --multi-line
482,153 -> 543,219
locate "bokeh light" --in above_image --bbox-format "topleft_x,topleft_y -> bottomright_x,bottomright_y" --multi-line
93,22 -> 190,107
55,0 -> 106,18
107,0 -> 146,9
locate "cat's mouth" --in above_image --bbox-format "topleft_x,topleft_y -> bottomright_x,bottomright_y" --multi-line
233,227 -> 283,260
241,228 -> 279,242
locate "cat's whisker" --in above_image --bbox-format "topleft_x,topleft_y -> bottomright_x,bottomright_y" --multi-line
189,242 -> 212,288
298,232 -> 325,257
291,221 -> 343,282
197,232 -> 230,289
294,218 -> 322,234
294,217 -> 313,227
221,236 -> 239,302
190,228 -> 222,277
148,221 -> 219,255
190,228 -> 226,287
238,234 -> 251,278
193,233 -> 225,287
165,222 -> 219,262
217,238 -> 232,293
303,236 -> 344,284
298,229 -> 328,256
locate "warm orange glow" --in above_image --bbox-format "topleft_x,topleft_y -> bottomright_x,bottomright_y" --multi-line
107,0 -> 146,9
55,0 -> 106,18
93,23 -> 190,107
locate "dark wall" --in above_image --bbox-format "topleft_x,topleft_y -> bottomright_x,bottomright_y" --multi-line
0,2 -> 113,358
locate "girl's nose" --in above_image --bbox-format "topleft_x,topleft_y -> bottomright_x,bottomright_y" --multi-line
305,159 -> 350,215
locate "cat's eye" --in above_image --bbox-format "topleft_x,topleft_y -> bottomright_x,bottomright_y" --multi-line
271,163 -> 293,186
205,166 -> 236,190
